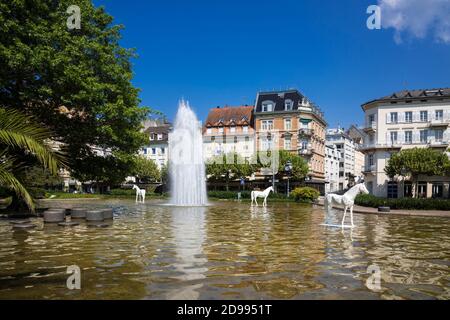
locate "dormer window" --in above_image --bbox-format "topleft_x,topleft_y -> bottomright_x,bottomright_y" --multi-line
262,101 -> 274,112
285,99 -> 293,111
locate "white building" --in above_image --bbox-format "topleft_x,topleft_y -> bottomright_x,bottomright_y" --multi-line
140,121 -> 171,169
326,128 -> 361,190
360,88 -> 450,198
325,144 -> 341,193
203,106 -> 255,162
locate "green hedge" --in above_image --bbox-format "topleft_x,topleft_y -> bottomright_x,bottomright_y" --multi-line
355,194 -> 450,210
207,190 -> 291,200
291,187 -> 320,203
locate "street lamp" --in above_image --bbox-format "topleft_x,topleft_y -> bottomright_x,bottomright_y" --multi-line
284,160 -> 293,197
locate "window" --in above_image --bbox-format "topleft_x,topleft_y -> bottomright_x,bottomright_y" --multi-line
284,136 -> 291,150
152,148 -> 156,155
435,129 -> 444,142
285,99 -> 293,111
420,130 -> 428,143
245,136 -> 249,142
435,110 -> 444,120
368,154 -> 374,166
300,140 -> 309,150
150,134 -> 155,141
404,131 -> 412,144
161,148 -> 165,154
218,127 -> 224,134
432,183 -> 443,198
404,182 -> 413,198
206,128 -> 212,134
261,120 -> 273,131
390,112 -> 398,123
387,182 -> 398,199
418,182 -> 427,198
368,114 -> 375,124
157,134 -> 163,140
243,126 -> 248,133
420,111 -> 428,122
284,118 -> 292,130
230,126 -> 236,133
143,148 -> 147,155
211,136 -> 215,142
262,101 -> 274,112
390,131 -> 398,144
234,136 -> 238,143
405,111 -> 412,123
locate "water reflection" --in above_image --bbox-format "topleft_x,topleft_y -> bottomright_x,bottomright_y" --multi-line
168,206 -> 207,299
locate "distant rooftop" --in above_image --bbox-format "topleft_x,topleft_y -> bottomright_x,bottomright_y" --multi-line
362,88 -> 450,109
204,106 -> 254,127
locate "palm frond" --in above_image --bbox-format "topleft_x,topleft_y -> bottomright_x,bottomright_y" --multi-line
0,160 -> 35,212
0,107 -> 64,174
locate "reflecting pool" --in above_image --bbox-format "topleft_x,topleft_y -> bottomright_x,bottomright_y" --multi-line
0,200 -> 448,299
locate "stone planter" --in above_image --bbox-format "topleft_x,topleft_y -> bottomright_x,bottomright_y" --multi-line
58,221 -> 80,227
86,210 -> 104,222
101,208 -> 113,220
71,208 -> 87,219
378,206 -> 391,213
43,210 -> 66,223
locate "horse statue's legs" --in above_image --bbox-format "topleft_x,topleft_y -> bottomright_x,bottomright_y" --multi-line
341,206 -> 348,226
350,206 -> 354,227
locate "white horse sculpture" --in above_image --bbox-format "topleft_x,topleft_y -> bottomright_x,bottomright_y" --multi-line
251,186 -> 274,207
132,185 -> 146,203
325,183 -> 369,227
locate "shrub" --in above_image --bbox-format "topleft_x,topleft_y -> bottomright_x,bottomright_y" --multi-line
110,188 -> 136,196
207,190 -> 290,200
291,187 -> 320,203
355,194 -> 450,210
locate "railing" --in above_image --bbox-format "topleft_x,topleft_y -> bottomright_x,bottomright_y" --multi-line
298,128 -> 314,136
298,147 -> 314,156
364,121 -> 377,131
363,165 -> 376,173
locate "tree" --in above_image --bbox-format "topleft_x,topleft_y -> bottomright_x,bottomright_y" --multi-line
385,148 -> 449,198
0,0 -> 151,185
206,153 -> 257,190
276,150 -> 310,181
0,108 -> 63,212
133,156 -> 160,183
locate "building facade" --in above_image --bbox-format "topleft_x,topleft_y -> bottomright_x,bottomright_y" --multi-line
326,128 -> 363,190
360,88 -> 450,198
202,106 -> 255,162
325,144 -> 341,193
253,90 -> 327,191
140,120 -> 171,169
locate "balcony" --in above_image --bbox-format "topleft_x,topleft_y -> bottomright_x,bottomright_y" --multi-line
363,121 -> 377,133
358,142 -> 402,151
428,138 -> 450,148
299,147 -> 314,156
429,117 -> 450,127
298,128 -> 314,136
362,165 -> 376,175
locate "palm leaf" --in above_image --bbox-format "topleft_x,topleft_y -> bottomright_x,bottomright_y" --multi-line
0,107 -> 65,175
0,159 -> 35,212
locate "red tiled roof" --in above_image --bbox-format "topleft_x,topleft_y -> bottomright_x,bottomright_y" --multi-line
204,106 -> 254,127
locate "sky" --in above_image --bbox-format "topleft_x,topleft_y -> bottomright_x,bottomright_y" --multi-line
93,0 -> 450,129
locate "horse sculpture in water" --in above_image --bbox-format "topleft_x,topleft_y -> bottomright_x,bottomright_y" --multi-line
325,183 -> 369,227
132,185 -> 146,203
251,186 -> 274,207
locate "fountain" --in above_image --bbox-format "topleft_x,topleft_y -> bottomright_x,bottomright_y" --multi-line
168,100 -> 208,206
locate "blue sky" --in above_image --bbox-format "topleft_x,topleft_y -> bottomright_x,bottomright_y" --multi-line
93,0 -> 450,128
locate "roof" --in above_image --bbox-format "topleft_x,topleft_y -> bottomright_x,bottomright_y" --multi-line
362,88 -> 450,109
204,106 -> 254,127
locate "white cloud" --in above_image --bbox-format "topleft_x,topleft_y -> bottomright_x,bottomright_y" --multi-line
378,0 -> 450,44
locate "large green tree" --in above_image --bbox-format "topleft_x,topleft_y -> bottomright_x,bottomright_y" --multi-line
0,0 -> 150,185
385,148 -> 449,198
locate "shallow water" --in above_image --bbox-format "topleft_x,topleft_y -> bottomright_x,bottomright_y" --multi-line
0,199 -> 448,300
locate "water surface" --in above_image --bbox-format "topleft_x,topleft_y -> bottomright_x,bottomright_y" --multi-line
0,199 -> 448,299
